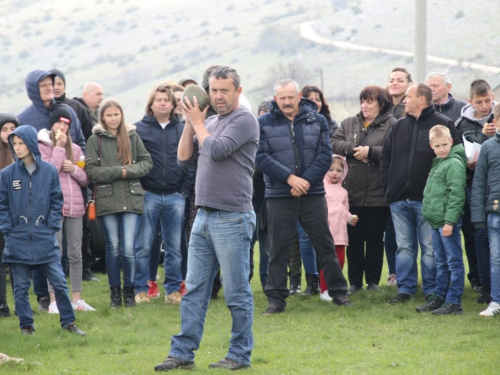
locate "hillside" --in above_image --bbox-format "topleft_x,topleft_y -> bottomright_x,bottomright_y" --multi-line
0,0 -> 499,122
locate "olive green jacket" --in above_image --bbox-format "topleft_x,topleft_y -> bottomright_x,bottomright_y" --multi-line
422,144 -> 467,229
85,124 -> 152,217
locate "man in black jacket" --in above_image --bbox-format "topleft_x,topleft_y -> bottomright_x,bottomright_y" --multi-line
425,72 -> 467,122
73,82 -> 104,126
380,83 -> 460,306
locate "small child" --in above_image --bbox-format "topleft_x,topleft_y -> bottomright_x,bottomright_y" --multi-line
319,155 -> 358,301
417,125 -> 466,315
0,125 -> 85,335
471,103 -> 500,317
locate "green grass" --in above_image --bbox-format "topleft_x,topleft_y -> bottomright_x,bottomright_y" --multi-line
1,259 -> 498,375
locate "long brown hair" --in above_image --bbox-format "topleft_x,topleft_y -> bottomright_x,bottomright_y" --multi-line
100,99 -> 132,166
0,113 -> 19,170
50,126 -> 74,164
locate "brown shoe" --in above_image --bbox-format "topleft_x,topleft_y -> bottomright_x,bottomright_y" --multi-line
165,291 -> 182,304
135,292 -> 150,304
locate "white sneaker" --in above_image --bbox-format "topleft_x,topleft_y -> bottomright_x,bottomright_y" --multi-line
48,301 -> 59,314
320,290 -> 332,302
72,299 -> 96,311
479,301 -> 500,317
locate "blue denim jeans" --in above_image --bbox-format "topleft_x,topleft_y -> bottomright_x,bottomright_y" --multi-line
169,209 -> 256,365
148,220 -> 162,281
11,262 -> 75,329
134,192 -> 185,294
431,222 -> 465,305
390,201 -> 435,296
296,222 -> 318,275
487,214 -> 500,303
100,213 -> 139,288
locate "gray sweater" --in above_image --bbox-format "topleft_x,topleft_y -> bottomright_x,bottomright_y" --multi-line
179,106 -> 259,212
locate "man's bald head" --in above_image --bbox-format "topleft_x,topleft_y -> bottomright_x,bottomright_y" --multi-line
82,82 -> 104,111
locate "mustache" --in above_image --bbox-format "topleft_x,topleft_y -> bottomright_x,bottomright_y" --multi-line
283,104 -> 294,109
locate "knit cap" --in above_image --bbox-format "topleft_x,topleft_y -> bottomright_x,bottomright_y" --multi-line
49,102 -> 72,128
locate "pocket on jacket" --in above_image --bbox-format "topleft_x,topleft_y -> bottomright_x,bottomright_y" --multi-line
129,181 -> 144,195
96,184 -> 113,199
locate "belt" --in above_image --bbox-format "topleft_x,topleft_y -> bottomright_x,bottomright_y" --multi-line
197,206 -> 219,213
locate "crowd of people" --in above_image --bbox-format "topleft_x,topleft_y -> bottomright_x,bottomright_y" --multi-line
0,63 -> 499,371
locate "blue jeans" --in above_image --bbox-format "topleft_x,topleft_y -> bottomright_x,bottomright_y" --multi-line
148,220 -> 162,281
431,222 -> 465,305
134,192 -> 185,294
487,214 -> 500,303
11,262 -> 75,329
101,213 -> 139,288
296,222 -> 318,275
169,209 -> 256,365
390,201 -> 435,296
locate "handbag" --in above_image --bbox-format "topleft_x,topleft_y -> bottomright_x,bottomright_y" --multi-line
87,136 -> 101,221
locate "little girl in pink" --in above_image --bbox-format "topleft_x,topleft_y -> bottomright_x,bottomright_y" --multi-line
320,155 -> 358,301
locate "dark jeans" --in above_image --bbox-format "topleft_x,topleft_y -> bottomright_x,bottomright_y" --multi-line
462,190 -> 480,282
249,195 -> 270,287
265,195 -> 347,307
288,234 -> 301,278
81,186 -> 93,272
347,206 -> 390,287
384,214 -> 397,275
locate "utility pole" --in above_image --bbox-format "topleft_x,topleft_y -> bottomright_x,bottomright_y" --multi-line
414,0 -> 427,82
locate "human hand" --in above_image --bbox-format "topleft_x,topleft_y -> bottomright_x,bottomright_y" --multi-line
287,175 -> 310,195
349,215 -> 359,226
290,187 -> 302,197
482,123 -> 496,136
442,224 -> 453,237
62,160 -> 76,173
181,95 -> 209,129
467,161 -> 476,170
353,146 -> 369,161
56,131 -> 67,148
122,166 -> 127,178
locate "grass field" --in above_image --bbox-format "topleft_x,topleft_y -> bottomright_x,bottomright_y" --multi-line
1,253 -> 498,375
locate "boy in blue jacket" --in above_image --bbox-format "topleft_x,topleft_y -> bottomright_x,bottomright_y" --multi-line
0,125 -> 85,335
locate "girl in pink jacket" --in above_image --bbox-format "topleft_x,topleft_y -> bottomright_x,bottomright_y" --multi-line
320,155 -> 358,301
38,104 -> 95,312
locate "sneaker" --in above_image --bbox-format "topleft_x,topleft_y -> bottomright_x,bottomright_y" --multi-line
477,287 -> 492,304
20,326 -> 35,335
48,301 -> 59,314
165,291 -> 182,304
320,290 -> 333,302
154,356 -> 195,372
432,303 -> 464,315
135,292 -> 151,304
479,301 -> 500,317
82,269 -> 100,282
289,276 -> 301,295
262,302 -> 285,315
348,285 -> 363,294
0,304 -> 11,318
367,283 -> 380,291
387,274 -> 397,286
390,293 -> 412,304
38,295 -> 50,311
148,281 -> 160,299
416,293 -> 444,312
72,299 -> 97,311
333,294 -> 352,306
209,357 -> 250,370
64,323 -> 86,336
180,281 -> 187,296
470,278 -> 482,292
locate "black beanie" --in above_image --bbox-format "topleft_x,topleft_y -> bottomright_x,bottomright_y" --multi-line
49,102 -> 72,128
0,112 -> 20,129
49,68 -> 66,85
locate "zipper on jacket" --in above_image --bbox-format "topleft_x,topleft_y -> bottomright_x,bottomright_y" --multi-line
29,174 -> 33,263
287,121 -> 300,174
405,118 -> 419,195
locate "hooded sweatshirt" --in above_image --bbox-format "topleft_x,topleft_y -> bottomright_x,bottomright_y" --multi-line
17,70 -> 86,151
0,125 -> 63,265
324,155 -> 353,246
38,129 -> 89,218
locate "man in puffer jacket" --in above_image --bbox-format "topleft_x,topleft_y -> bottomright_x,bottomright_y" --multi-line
256,79 -> 350,314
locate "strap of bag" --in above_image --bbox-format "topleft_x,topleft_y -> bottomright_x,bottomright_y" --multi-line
91,136 -> 102,200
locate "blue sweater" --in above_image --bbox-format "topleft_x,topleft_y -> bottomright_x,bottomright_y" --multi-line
0,125 -> 63,265
256,98 -> 332,198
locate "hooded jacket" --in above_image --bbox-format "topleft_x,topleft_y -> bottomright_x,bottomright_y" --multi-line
85,124 -> 153,217
38,129 -> 89,218
256,98 -> 332,198
471,130 -> 500,227
455,102 -> 497,188
324,155 -> 352,246
332,111 -> 396,207
134,115 -> 195,196
0,125 -> 63,265
380,106 -> 461,203
422,144 -> 467,229
17,70 -> 86,151
433,94 -> 467,122
55,93 -> 93,141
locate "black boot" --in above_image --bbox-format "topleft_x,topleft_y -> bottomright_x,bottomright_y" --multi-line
123,287 -> 136,308
289,275 -> 301,295
303,273 -> 319,296
110,287 -> 122,308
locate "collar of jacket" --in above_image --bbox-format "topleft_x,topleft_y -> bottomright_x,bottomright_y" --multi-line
406,105 -> 435,122
270,97 -> 318,123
